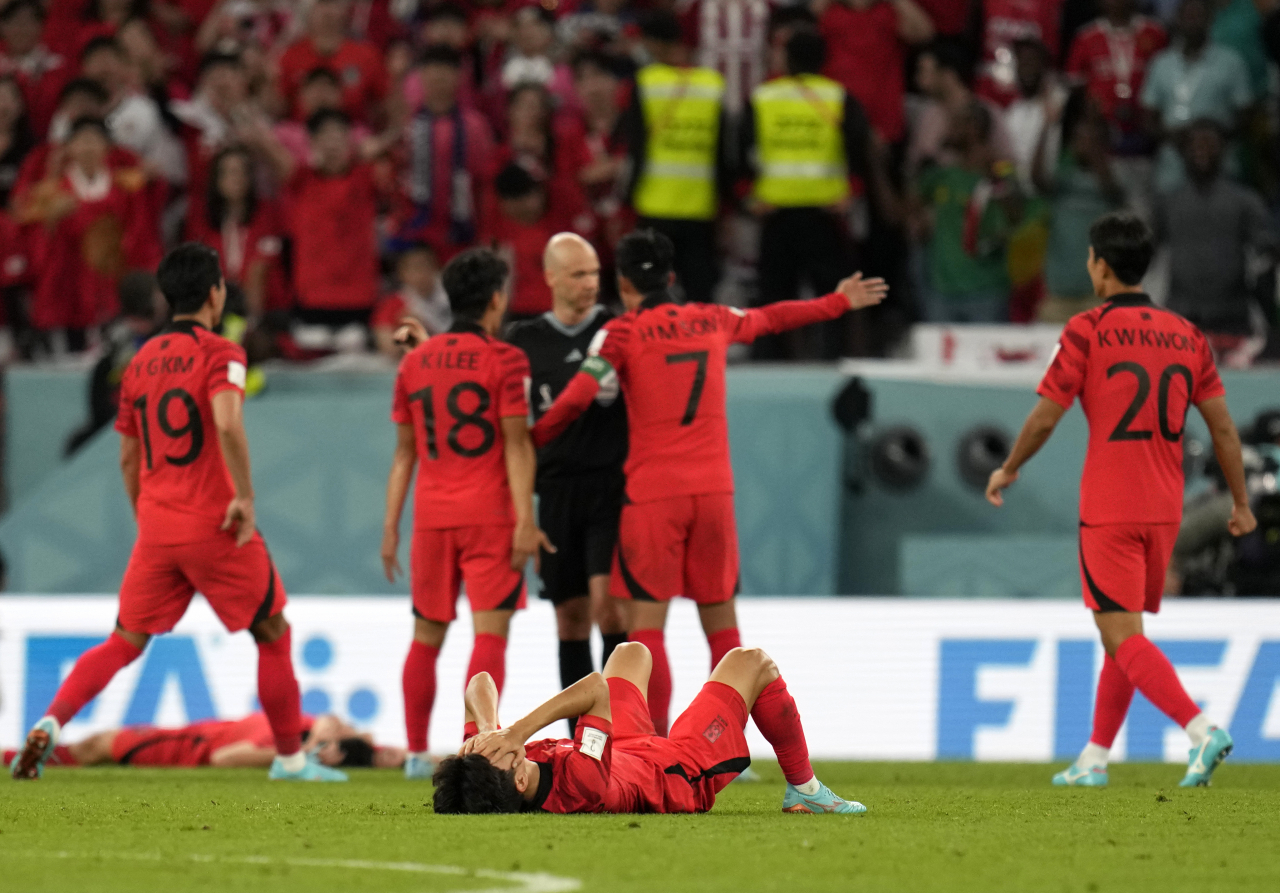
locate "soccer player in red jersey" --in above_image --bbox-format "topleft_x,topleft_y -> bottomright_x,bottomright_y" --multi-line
432,642 -> 864,815
987,212 -> 1256,787
10,244 -> 345,783
531,230 -> 887,734
4,714 -> 405,771
382,248 -> 550,780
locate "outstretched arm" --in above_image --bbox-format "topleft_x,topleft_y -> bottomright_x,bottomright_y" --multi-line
986,397 -> 1067,506
1198,396 -> 1258,536
731,273 -> 889,344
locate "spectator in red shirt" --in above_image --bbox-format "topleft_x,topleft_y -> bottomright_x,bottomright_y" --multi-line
816,0 -> 935,144
276,0 -> 388,126
0,72 -> 35,207
370,240 -> 451,359
571,50 -> 632,266
272,65 -> 374,166
916,0 -> 974,36
497,82 -> 591,230
976,0 -> 1064,107
484,162 -> 559,320
393,44 -> 495,262
1,0 -> 71,138
1065,0 -> 1167,157
186,145 -> 287,319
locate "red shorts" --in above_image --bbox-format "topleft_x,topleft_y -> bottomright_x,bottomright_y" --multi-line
109,727 -> 212,766
1079,522 -> 1179,614
611,494 -> 739,604
411,524 -> 526,623
117,532 -> 285,634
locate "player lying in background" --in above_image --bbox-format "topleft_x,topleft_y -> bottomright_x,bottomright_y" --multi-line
2,713 -> 405,770
432,643 -> 864,815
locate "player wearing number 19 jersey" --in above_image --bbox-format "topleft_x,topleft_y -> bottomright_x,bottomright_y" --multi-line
11,244 -> 344,783
988,213 -> 1255,788
381,249 -> 543,778
532,230 -> 888,734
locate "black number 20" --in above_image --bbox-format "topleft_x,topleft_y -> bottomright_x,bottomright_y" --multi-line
408,382 -> 497,459
133,389 -> 205,469
666,350 -> 709,426
1106,362 -> 1194,443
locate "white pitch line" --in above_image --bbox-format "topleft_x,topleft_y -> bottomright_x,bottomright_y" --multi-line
18,851 -> 582,893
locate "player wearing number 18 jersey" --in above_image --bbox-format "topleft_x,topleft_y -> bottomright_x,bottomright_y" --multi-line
988,213 -> 1256,788
382,248 -> 546,779
11,244 -> 344,783
532,230 -> 888,734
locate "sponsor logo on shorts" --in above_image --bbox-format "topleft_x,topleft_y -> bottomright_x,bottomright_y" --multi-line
703,716 -> 728,743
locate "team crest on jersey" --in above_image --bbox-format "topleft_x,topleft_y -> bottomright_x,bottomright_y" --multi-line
703,716 -> 728,743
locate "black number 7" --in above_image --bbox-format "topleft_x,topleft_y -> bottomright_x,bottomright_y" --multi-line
666,350 -> 708,426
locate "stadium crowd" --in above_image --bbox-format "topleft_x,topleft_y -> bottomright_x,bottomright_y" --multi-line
2,0 -> 1280,366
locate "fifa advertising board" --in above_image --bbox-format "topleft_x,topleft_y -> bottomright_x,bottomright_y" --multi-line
1,597 -> 1279,763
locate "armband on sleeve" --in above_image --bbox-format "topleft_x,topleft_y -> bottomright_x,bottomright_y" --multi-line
580,355 -> 614,383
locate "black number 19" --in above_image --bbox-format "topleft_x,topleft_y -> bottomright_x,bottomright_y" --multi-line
133,389 -> 205,470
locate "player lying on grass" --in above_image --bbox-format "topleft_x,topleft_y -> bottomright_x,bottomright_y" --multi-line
987,212 -> 1255,788
432,642 -> 864,814
3,713 -> 406,770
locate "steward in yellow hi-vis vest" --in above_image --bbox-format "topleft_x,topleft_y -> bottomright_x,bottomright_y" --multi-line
740,28 -> 871,361
625,10 -> 730,304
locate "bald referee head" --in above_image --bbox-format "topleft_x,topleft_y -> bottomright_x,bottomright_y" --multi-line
543,233 -> 600,323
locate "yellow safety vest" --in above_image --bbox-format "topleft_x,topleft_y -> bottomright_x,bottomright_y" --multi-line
633,64 -> 725,221
751,74 -> 849,208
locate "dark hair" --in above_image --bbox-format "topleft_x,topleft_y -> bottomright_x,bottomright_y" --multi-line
67,115 -> 110,141
157,242 -> 224,314
422,2 -> 468,25
0,0 -> 44,23
0,74 -> 33,147
302,66 -> 342,89
785,28 -> 826,75
1088,212 -> 1154,286
206,146 -> 257,230
419,43 -> 463,69
616,228 -> 675,295
58,77 -> 110,108
397,240 -> 437,264
337,737 -> 375,768
306,107 -> 350,135
79,35 -> 123,63
923,37 -> 974,84
514,4 -> 555,28
441,248 -> 508,322
432,754 -> 524,814
571,49 -> 625,79
197,51 -> 243,80
495,162 -> 539,200
1058,86 -> 1093,151
639,10 -> 682,43
118,270 -> 157,319
88,0 -> 148,21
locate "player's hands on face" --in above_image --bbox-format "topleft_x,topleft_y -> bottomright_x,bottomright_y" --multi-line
394,317 -> 429,352
512,519 -> 555,572
381,527 -> 402,582
985,467 -> 1018,507
1228,501 -> 1258,537
222,496 -> 256,547
470,728 -> 526,771
837,272 -> 889,310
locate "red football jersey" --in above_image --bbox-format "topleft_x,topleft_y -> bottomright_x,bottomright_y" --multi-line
115,321 -> 248,545
1065,17 -> 1168,137
392,323 -> 531,529
1038,294 -> 1224,525
560,293 -> 850,503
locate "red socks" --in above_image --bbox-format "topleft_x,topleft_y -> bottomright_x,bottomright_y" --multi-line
467,633 -> 508,696
1090,653 -> 1136,748
256,628 -> 303,757
751,677 -> 813,786
1115,635 -> 1201,728
629,628 -> 672,736
47,632 -> 142,726
706,627 -> 741,671
403,640 -> 440,753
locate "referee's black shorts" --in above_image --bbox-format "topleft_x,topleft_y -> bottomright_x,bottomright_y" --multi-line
537,469 -> 625,606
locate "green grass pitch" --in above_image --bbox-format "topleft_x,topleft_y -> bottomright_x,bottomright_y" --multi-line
3,762 -> 1278,893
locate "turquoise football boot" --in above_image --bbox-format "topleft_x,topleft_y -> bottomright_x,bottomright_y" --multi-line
10,717 -> 60,780
1180,727 -> 1233,787
782,781 -> 867,814
1052,763 -> 1109,786
404,753 -> 434,780
269,752 -> 348,782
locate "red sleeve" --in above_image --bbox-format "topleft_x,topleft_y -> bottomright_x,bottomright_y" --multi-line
721,291 -> 849,344
1065,32 -> 1087,79
1192,330 -> 1226,404
463,721 -> 480,742
1037,317 -> 1091,409
391,360 -> 412,425
545,715 -> 612,814
114,364 -> 138,437
363,44 -> 390,103
497,345 -> 531,419
531,371 -> 598,448
206,340 -> 248,399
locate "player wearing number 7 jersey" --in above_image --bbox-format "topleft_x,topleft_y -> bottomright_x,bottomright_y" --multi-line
11,244 -> 345,783
988,213 -> 1256,788
382,248 -> 549,779
532,230 -> 888,734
